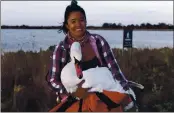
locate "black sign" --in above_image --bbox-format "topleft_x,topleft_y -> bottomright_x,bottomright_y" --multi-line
123,29 -> 133,48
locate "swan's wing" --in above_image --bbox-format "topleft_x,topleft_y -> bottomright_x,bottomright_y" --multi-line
69,86 -> 78,94
87,84 -> 103,93
82,67 -> 116,90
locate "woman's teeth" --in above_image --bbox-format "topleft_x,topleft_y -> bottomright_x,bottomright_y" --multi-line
76,29 -> 82,31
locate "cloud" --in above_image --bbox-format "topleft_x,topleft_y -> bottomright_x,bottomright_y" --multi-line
1,1 -> 173,26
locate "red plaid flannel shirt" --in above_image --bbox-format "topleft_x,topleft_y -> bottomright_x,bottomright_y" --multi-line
46,31 -> 128,95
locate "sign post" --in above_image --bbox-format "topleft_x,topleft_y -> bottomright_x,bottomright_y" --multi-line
122,28 -> 133,78
123,28 -> 133,48
122,28 -> 133,56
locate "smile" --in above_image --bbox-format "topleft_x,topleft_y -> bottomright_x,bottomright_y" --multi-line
76,29 -> 82,31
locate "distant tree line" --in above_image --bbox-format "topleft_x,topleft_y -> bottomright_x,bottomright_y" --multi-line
1,25 -> 60,29
1,22 -> 174,29
101,22 -> 174,29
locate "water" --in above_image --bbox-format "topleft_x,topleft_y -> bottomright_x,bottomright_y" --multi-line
1,29 -> 173,52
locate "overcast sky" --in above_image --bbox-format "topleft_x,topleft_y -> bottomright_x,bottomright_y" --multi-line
1,1 -> 173,26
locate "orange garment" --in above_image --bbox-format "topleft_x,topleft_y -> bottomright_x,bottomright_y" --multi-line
49,90 -> 135,112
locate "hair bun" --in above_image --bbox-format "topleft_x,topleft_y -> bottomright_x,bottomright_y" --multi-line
71,0 -> 78,6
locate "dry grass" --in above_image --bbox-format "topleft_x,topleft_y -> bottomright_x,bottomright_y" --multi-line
1,47 -> 174,111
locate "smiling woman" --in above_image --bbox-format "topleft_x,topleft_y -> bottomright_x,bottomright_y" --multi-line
58,0 -> 87,40
66,11 -> 86,40
46,0 -> 137,112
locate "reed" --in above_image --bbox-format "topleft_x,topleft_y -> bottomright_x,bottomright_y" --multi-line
1,47 -> 174,111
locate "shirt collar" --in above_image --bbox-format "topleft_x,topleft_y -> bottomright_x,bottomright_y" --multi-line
63,31 -> 91,49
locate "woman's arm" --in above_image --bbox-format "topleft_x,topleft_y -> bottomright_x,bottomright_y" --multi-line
46,42 -> 67,95
96,35 -> 128,88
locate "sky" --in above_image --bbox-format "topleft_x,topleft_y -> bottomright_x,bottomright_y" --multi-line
1,1 -> 173,26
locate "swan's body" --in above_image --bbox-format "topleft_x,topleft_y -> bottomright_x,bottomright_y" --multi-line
61,64 -> 136,99
60,42 -> 136,100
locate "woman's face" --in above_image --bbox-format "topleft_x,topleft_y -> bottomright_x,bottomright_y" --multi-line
66,11 -> 86,40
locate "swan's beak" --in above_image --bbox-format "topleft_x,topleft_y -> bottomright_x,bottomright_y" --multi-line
74,57 -> 83,79
75,63 -> 83,79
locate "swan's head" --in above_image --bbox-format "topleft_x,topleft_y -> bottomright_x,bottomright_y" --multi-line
70,42 -> 83,79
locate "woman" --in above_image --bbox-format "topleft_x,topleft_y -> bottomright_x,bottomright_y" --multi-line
46,0 -> 136,112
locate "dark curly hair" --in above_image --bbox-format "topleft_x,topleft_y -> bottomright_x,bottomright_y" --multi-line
58,0 -> 86,34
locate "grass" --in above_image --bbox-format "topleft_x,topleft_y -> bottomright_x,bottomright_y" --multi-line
1,47 -> 174,112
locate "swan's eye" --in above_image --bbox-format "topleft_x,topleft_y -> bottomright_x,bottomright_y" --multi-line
74,57 -> 81,65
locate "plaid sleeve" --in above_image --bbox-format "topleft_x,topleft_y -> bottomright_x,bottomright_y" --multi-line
46,42 -> 67,94
96,35 -> 128,87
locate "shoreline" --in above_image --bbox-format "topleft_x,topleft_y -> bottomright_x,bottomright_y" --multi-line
1,28 -> 173,31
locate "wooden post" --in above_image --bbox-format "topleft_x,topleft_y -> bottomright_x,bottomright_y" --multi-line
173,32 -> 174,55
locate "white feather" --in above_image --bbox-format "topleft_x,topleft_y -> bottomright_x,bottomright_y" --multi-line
61,42 -> 136,100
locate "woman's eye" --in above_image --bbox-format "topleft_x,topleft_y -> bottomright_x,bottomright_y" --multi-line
80,19 -> 84,21
80,18 -> 85,22
71,20 -> 76,24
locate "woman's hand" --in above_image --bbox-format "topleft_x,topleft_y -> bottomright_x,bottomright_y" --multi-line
72,80 -> 91,99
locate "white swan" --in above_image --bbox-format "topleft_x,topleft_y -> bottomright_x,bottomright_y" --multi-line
60,42 -> 83,94
60,42 -> 140,100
